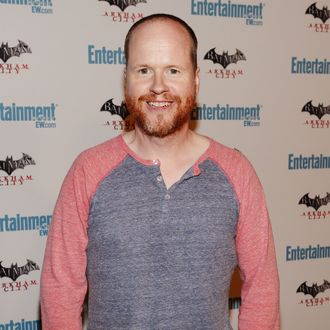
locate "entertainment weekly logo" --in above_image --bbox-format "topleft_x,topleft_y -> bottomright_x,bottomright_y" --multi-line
305,2 -> 330,33
302,100 -> 330,129
0,0 -> 53,14
0,102 -> 58,128
288,153 -> 330,170
191,0 -> 264,26
298,191 -> 330,220
291,57 -> 330,75
0,213 -> 52,236
0,152 -> 36,186
296,279 -> 330,307
100,98 -> 134,130
98,0 -> 147,23
204,47 -> 246,79
191,103 -> 261,127
88,45 -> 125,65
0,40 -> 31,75
0,259 -> 40,293
286,244 -> 330,262
0,319 -> 41,330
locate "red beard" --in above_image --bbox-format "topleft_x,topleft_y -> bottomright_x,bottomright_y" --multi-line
125,92 -> 196,138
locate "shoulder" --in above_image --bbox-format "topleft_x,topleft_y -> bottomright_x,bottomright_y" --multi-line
206,138 -> 261,196
65,135 -> 128,189
73,135 -> 126,168
207,138 -> 253,172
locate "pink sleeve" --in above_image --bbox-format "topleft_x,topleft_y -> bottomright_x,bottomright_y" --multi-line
40,155 -> 90,330
235,153 -> 280,330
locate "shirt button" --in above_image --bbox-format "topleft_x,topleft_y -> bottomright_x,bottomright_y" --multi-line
164,194 -> 170,200
152,159 -> 160,165
156,175 -> 163,182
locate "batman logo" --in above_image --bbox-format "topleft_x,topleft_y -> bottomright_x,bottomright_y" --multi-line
100,98 -> 130,120
302,100 -> 330,120
0,259 -> 40,282
0,40 -> 32,63
306,2 -> 330,23
0,153 -> 36,176
99,0 -> 147,11
204,48 -> 246,69
297,280 -> 330,298
299,192 -> 330,211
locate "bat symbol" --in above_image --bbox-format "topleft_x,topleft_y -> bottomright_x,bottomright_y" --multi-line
204,48 -> 246,69
100,98 -> 130,120
302,100 -> 330,120
0,40 -> 32,63
0,259 -> 40,282
299,192 -> 330,211
0,153 -> 36,176
306,2 -> 330,23
98,0 -> 147,11
297,280 -> 330,298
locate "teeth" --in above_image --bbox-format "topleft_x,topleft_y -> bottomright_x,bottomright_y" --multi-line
148,101 -> 171,107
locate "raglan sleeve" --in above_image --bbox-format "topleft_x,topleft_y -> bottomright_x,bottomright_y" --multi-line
235,154 -> 280,330
40,154 -> 90,330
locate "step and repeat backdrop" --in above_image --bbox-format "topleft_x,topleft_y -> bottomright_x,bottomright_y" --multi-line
1,0 -> 329,329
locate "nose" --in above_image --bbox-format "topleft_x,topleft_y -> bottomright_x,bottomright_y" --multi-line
149,72 -> 169,95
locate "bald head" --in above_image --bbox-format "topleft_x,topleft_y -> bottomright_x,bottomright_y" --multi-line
124,14 -> 198,70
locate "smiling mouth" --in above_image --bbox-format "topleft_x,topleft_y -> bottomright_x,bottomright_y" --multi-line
146,101 -> 173,109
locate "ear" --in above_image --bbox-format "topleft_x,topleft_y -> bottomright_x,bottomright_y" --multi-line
123,67 -> 128,89
194,67 -> 200,94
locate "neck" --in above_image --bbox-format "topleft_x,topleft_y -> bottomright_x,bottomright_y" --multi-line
122,122 -> 210,189
124,123 -> 195,161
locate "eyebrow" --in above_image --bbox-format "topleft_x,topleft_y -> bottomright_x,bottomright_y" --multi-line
129,64 -> 186,70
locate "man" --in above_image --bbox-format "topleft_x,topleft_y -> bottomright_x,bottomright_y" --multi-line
41,14 -> 280,330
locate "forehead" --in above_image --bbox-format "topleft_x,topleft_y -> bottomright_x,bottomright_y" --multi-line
127,20 -> 192,65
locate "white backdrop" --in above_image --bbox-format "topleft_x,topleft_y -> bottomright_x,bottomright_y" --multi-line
1,1 -> 329,329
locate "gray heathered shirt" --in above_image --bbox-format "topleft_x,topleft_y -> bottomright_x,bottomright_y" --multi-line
87,150 -> 238,329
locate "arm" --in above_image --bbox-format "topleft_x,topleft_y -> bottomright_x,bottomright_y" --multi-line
40,156 -> 90,330
235,155 -> 280,330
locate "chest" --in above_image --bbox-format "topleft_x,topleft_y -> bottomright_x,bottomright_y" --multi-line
87,158 -> 239,268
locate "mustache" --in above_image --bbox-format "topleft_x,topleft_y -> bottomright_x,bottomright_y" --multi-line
137,94 -> 181,103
